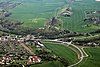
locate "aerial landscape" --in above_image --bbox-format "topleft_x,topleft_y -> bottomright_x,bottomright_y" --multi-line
0,0 -> 100,67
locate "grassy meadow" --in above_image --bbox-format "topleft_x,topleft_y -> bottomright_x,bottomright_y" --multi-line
78,47 -> 100,67
9,0 -> 65,29
43,42 -> 78,65
7,0 -> 100,32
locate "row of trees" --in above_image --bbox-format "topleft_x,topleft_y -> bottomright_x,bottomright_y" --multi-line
0,18 -> 37,35
35,48 -> 69,67
73,34 -> 100,42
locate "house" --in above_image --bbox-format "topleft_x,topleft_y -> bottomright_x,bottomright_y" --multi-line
34,40 -> 45,48
60,7 -> 73,17
37,41 -> 45,47
27,56 -> 41,64
0,55 -> 12,65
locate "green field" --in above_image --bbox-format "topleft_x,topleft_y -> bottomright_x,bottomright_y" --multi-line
28,42 -> 78,67
63,0 -> 100,32
43,42 -> 78,65
7,0 -> 100,32
9,0 -> 65,29
78,47 -> 100,67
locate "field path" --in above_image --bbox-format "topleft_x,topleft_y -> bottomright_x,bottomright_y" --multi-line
20,43 -> 34,55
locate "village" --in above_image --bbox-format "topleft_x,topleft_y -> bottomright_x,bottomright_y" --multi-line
0,34 -> 71,67
0,35 -> 44,66
0,0 -> 100,67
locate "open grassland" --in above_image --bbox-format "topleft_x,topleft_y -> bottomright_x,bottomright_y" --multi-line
7,0 -> 100,32
78,47 -> 100,67
62,0 -> 100,32
9,0 -> 65,29
43,42 -> 78,65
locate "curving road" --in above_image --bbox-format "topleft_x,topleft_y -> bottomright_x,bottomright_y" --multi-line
45,39 -> 88,67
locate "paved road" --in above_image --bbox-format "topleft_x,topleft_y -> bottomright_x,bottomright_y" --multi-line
46,39 -> 88,67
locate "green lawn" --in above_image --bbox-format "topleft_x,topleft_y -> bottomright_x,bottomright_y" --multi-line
43,42 -> 78,65
78,47 -> 100,67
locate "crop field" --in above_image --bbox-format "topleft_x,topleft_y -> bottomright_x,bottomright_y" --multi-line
9,0 -> 65,29
78,47 -> 100,67
0,0 -> 100,32
62,0 -> 100,32
43,42 -> 78,65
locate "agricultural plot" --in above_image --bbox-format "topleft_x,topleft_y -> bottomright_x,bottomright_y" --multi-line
78,47 -> 100,67
43,42 -> 78,65
7,0 -> 100,32
9,0 -> 65,29
62,0 -> 100,32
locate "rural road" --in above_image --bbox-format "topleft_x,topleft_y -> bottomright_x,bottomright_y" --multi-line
20,43 -> 34,55
45,39 -> 88,67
